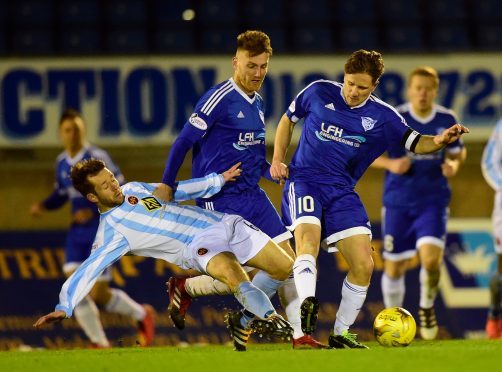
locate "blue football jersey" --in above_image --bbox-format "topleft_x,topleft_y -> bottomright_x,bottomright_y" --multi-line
383,103 -> 463,208
184,78 -> 268,196
286,80 -> 413,188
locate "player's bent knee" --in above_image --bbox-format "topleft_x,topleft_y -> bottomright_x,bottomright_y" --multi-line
271,258 -> 293,281
421,257 -> 441,271
206,253 -> 250,292
351,258 -> 374,281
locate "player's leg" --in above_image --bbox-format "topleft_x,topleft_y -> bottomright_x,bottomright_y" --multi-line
417,243 -> 442,340
487,197 -> 502,339
381,259 -> 408,308
322,190 -> 372,349
281,181 -> 323,336
328,234 -> 372,349
166,193 -> 294,330
487,254 -> 502,339
204,250 -> 292,350
380,206 -> 416,308
415,206 -> 447,340
276,239 -> 328,348
185,218 -> 292,350
90,277 -> 155,346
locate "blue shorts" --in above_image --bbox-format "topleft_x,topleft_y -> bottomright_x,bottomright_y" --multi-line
64,223 -> 111,280
382,205 -> 448,261
281,181 -> 371,251
196,188 -> 292,243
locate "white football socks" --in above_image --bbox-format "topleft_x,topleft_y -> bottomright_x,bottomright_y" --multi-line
419,267 -> 440,309
278,275 -> 303,339
74,296 -> 109,347
104,288 -> 146,321
234,281 -> 275,319
184,275 -> 232,297
293,254 -> 317,302
252,270 -> 282,298
334,277 -> 368,335
381,273 -> 405,308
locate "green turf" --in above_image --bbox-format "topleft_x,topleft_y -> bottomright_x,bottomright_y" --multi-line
1,340 -> 500,372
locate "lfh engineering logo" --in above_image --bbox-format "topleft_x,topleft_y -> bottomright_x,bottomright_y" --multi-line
315,122 -> 366,147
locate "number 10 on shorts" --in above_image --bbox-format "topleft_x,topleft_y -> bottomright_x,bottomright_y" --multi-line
298,196 -> 315,214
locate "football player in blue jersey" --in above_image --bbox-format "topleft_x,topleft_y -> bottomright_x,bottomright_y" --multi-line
155,30 -> 325,349
371,67 -> 467,340
33,159 -> 294,350
482,117 -> 502,339
270,50 -> 469,349
29,109 -> 154,348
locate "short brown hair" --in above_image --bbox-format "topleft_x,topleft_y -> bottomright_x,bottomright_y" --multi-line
236,30 -> 273,57
59,107 -> 83,127
344,49 -> 384,84
408,66 -> 439,88
71,158 -> 105,196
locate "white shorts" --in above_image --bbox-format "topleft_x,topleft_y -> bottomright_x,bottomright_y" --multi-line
493,191 -> 502,254
183,214 -> 271,273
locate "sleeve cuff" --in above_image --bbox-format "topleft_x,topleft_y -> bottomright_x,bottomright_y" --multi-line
55,304 -> 72,318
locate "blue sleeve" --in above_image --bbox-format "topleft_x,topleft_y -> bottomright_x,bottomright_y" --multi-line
42,189 -> 68,210
161,124 -> 203,187
43,164 -> 68,209
286,85 -> 312,123
173,173 -> 225,201
383,110 -> 415,151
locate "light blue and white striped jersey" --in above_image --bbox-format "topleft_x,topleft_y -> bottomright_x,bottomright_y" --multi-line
55,173 -> 226,317
482,118 -> 502,190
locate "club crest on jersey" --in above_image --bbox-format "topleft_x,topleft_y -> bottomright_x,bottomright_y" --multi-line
188,113 -> 208,130
197,248 -> 208,256
127,195 -> 139,205
361,116 -> 377,131
140,196 -> 162,211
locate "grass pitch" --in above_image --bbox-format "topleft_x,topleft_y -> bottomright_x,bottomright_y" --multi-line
1,339 -> 500,372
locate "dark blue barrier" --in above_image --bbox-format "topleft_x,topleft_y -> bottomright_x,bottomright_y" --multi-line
0,227 -> 494,349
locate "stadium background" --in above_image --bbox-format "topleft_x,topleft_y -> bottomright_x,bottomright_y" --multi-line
0,0 -> 500,349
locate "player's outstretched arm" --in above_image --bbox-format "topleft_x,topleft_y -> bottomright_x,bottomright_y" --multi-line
33,310 -> 67,328
174,162 -> 242,201
414,124 -> 469,154
271,114 -> 295,183
371,155 -> 411,175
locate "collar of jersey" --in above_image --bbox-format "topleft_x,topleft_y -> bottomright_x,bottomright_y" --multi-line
339,85 -> 372,109
65,144 -> 90,165
407,103 -> 437,124
230,78 -> 256,104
